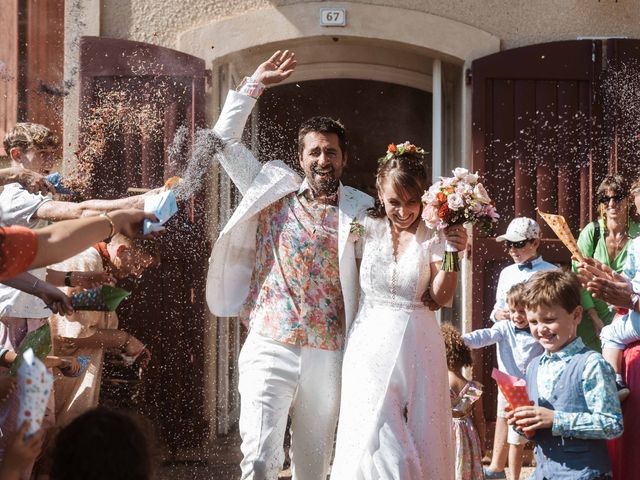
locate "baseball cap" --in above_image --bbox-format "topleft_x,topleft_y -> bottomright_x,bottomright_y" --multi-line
496,217 -> 541,242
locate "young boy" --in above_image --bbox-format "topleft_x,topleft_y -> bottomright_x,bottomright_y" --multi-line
483,217 -> 557,479
464,283 -> 543,480
509,270 -> 623,480
491,217 -> 558,323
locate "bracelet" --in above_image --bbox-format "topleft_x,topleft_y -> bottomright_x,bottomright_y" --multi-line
236,76 -> 266,99
100,212 -> 116,242
64,271 -> 73,287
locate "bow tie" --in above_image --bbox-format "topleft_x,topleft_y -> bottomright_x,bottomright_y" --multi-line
517,261 -> 533,271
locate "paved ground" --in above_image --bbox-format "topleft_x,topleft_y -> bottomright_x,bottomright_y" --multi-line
158,426 -> 535,479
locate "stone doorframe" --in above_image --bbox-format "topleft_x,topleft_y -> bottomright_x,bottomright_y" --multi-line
177,1 -> 500,436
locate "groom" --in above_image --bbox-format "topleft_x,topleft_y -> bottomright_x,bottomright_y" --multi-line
206,50 -> 373,480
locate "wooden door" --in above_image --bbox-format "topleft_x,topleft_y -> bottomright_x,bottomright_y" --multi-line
471,40 -> 604,421
77,36 -> 208,448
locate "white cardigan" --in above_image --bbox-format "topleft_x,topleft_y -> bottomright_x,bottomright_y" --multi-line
206,91 -> 373,334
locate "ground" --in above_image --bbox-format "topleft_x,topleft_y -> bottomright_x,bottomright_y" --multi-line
157,426 -> 536,479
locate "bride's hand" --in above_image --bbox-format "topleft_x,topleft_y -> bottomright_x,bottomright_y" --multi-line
443,225 -> 467,252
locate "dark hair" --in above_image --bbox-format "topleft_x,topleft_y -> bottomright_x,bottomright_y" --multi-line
596,174 -> 630,200
368,151 -> 428,218
50,408 -> 155,480
297,116 -> 347,155
522,270 -> 581,314
441,323 -> 473,371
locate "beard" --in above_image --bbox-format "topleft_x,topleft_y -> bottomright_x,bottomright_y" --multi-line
307,165 -> 339,196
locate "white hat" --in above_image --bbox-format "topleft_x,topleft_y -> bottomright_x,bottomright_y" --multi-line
496,217 -> 541,242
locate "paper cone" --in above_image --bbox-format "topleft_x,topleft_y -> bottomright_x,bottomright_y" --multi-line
537,209 -> 584,261
9,324 -> 51,376
492,368 -> 533,438
16,348 -> 53,438
71,285 -> 130,312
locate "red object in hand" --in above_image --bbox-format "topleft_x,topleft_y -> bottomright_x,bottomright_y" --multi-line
491,368 -> 534,438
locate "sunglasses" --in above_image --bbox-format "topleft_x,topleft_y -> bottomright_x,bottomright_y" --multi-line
506,239 -> 532,249
598,194 -> 625,204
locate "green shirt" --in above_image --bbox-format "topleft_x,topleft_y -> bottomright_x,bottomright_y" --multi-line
574,219 -> 640,351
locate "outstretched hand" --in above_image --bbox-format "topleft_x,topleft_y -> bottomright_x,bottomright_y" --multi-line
109,209 -> 162,239
251,50 -> 297,86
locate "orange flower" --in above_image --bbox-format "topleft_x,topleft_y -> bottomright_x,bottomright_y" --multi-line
438,203 -> 449,219
387,143 -> 397,153
436,191 -> 447,204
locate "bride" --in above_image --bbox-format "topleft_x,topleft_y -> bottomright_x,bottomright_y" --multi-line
330,143 -> 467,479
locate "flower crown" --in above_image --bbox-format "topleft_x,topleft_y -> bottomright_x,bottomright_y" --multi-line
379,141 -> 427,164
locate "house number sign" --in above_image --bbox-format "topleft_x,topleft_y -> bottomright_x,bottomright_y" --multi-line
320,8 -> 347,26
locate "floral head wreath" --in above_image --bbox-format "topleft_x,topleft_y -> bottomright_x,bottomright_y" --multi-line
379,141 -> 427,165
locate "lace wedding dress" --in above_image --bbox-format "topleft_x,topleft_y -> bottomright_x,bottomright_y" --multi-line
330,215 -> 453,480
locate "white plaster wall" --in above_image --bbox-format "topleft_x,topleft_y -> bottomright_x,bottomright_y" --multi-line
100,0 -> 640,51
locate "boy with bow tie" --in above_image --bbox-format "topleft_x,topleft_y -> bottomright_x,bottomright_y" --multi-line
481,217 -> 557,479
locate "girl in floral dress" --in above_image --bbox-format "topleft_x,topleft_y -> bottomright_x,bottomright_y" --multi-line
442,323 -> 486,480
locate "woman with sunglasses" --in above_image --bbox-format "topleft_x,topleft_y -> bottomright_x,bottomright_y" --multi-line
574,174 -> 640,354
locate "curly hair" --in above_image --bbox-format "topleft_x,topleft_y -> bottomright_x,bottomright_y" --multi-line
3,122 -> 59,154
441,323 -> 473,371
367,149 -> 428,218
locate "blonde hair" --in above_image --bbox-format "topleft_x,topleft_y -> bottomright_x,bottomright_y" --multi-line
441,323 -> 473,371
506,282 -> 527,308
3,122 -> 59,154
110,234 -> 160,264
522,270 -> 581,313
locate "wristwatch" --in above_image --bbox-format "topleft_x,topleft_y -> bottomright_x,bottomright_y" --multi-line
64,271 -> 73,287
631,293 -> 640,312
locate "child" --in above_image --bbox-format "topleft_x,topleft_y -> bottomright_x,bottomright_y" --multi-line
509,270 -> 623,479
50,233 -> 158,425
482,217 -> 556,479
464,283 -> 543,480
442,324 -> 485,480
50,407 -> 156,480
491,217 -> 558,323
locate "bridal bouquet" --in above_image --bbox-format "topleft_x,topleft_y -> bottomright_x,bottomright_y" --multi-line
422,167 -> 499,271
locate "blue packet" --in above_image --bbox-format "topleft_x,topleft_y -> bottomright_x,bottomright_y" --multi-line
143,189 -> 178,234
46,172 -> 77,195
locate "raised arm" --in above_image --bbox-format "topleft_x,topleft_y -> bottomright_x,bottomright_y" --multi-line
213,50 -> 297,195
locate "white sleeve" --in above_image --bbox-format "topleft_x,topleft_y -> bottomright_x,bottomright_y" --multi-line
0,185 -> 51,227
212,91 -> 263,195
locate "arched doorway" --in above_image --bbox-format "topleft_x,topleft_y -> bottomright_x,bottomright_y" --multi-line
177,2 -> 500,436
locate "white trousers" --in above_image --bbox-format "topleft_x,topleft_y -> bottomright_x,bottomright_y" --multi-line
238,330 -> 342,480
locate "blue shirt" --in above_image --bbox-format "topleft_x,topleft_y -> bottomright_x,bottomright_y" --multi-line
536,337 -> 623,439
463,321 -> 543,378
490,256 -> 558,322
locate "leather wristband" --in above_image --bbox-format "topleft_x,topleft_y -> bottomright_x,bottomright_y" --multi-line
64,271 -> 73,287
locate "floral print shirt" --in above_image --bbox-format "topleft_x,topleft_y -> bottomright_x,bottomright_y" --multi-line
240,183 -> 344,350
537,337 -> 623,439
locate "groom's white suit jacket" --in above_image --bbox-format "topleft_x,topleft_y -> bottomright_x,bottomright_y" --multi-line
206,91 -> 373,334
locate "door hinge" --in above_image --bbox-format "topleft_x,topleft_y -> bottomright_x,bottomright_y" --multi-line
465,68 -> 472,86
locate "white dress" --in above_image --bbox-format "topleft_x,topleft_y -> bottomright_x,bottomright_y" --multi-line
331,215 -> 454,480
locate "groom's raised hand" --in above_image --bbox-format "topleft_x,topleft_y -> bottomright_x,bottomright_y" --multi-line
251,50 -> 297,86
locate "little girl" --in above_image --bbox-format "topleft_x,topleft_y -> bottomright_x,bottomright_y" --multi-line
442,323 -> 486,480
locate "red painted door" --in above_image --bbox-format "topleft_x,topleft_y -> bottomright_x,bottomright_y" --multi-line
471,40 -> 605,421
